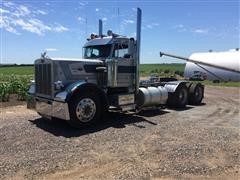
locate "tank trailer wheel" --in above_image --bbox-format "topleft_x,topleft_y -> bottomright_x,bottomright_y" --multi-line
188,83 -> 204,105
68,92 -> 101,128
167,84 -> 189,108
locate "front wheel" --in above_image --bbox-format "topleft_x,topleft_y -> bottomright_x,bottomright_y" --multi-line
68,92 -> 101,128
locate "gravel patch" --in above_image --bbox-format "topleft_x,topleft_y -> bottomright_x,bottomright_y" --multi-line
0,86 -> 239,179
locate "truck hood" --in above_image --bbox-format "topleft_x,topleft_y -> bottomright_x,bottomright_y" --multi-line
50,57 -> 103,64
34,57 -> 104,94
35,57 -> 104,66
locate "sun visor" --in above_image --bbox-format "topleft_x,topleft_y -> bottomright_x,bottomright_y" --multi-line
83,38 -> 113,47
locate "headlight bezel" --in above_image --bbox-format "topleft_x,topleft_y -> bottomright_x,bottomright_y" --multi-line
54,80 -> 64,90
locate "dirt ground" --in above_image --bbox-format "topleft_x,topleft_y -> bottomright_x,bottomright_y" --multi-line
0,86 -> 239,180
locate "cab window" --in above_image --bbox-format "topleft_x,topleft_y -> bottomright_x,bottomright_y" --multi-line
84,45 -> 111,59
92,49 -> 99,56
113,44 -> 129,58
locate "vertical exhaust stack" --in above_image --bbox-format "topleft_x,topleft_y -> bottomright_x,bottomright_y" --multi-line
99,19 -> 103,36
135,8 -> 142,94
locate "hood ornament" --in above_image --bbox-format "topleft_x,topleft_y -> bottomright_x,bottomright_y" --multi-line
41,51 -> 47,58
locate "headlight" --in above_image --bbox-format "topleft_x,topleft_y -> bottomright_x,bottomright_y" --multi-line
54,81 -> 64,90
28,80 -> 35,94
54,91 -> 68,102
28,84 -> 35,94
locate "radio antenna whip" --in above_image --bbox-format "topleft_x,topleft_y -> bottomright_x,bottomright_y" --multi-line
118,7 -> 120,34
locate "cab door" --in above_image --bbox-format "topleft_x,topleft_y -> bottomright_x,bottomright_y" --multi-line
113,42 -> 135,91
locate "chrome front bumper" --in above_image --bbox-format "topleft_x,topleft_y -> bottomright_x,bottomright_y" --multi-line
27,82 -> 70,120
28,97 -> 70,120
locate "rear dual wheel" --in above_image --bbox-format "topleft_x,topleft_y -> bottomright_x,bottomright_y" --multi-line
167,83 -> 189,108
188,83 -> 204,105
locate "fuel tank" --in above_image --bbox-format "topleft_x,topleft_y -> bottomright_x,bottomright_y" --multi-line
136,86 -> 168,107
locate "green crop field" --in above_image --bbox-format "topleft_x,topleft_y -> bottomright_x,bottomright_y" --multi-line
0,66 -> 34,102
140,63 -> 185,77
0,66 -> 34,75
0,64 -> 239,102
0,64 -> 185,76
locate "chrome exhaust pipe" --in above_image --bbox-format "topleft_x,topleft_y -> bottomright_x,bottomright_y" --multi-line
135,8 -> 142,94
99,19 -> 103,36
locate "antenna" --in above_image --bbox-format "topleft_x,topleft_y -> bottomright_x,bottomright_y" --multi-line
85,17 -> 88,37
117,8 -> 120,34
41,51 -> 47,58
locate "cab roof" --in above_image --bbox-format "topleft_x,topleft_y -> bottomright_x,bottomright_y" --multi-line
83,36 -> 129,47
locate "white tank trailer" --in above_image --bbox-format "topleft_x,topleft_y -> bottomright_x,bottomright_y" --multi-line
27,8 -> 205,128
160,50 -> 240,82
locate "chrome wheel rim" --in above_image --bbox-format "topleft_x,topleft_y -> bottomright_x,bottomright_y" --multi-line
76,98 -> 96,122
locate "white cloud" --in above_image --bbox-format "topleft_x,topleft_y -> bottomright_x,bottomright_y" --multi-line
102,17 -> 107,21
177,24 -> 184,28
0,19 -> 4,27
1,1 -> 69,36
14,19 -> 68,35
77,1 -> 88,10
45,48 -> 58,52
193,29 -> 208,34
19,5 -> 31,15
130,32 -> 136,37
15,19 -> 47,35
95,8 -> 99,12
6,26 -> 19,34
11,5 -> 31,17
119,19 -> 135,34
53,25 -> 69,32
0,19 -> 20,35
173,24 -> 187,32
174,24 -> 209,35
77,16 -> 85,22
79,1 -> 88,6
124,20 -> 134,24
145,22 -> 160,29
0,8 -> 10,14
146,24 -> 152,29
3,1 -> 14,8
0,17 -> 20,35
79,2 -> 85,6
152,23 -> 159,26
36,10 -> 47,15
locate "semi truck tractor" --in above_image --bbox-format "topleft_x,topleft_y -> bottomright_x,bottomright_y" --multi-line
28,8 -> 204,128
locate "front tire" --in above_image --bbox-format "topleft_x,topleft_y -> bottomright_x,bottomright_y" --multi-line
68,92 -> 101,128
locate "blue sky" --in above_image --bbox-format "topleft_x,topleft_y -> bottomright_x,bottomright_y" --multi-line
1,0 -> 239,64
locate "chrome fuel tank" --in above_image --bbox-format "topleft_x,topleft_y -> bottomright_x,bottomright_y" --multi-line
136,86 -> 168,107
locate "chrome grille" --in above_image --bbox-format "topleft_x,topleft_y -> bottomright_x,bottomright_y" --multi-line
35,63 -> 52,97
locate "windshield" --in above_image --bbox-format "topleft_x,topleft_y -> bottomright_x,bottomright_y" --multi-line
83,45 -> 112,59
